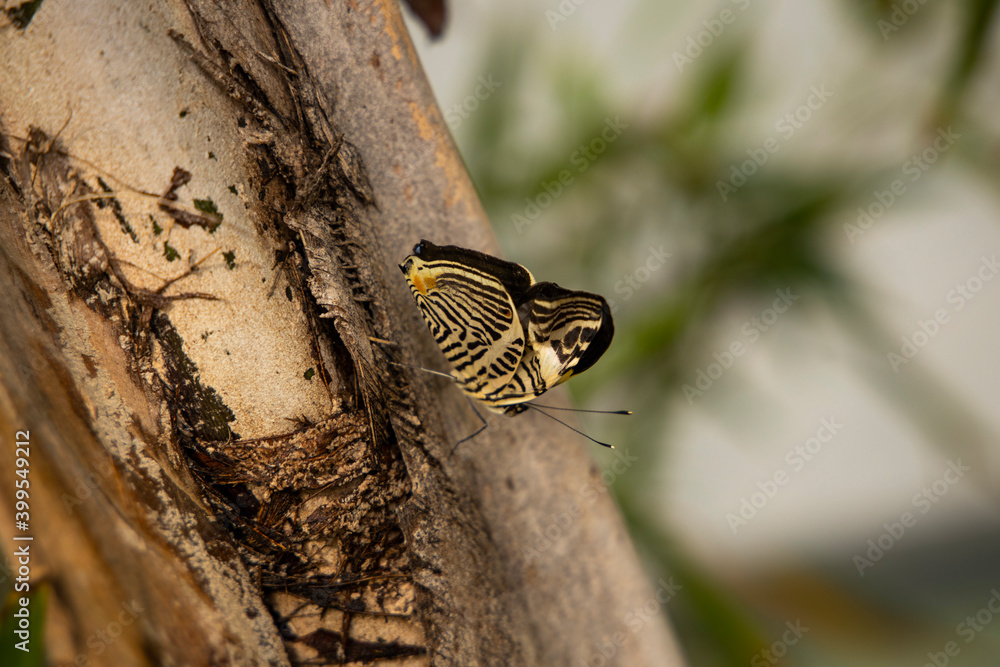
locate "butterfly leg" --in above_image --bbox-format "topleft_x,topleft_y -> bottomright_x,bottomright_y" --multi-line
450,398 -> 490,455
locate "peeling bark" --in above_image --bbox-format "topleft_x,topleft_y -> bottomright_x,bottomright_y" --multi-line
0,2 -> 685,666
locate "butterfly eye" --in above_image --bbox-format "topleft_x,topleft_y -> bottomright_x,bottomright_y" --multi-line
413,242 -> 425,255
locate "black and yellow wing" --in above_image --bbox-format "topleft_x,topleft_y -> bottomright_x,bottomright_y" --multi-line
489,282 -> 613,412
400,241 -> 531,407
400,240 -> 614,416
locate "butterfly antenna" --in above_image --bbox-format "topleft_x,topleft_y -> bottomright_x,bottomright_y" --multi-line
525,404 -> 615,449
526,404 -> 631,416
388,360 -> 455,380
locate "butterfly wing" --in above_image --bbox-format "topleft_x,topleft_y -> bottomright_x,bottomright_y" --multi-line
400,241 -> 615,416
400,241 -> 533,409
524,282 -> 614,382
488,282 -> 615,411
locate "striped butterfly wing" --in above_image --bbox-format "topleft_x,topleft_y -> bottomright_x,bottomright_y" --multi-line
489,282 -> 614,412
400,241 -> 534,408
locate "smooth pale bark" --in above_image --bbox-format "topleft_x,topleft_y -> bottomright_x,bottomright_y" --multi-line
0,1 -> 685,665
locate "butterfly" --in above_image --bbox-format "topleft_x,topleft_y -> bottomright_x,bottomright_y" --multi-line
399,240 -> 618,431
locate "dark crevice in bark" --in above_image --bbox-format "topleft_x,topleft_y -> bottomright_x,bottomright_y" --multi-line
167,4 -> 429,663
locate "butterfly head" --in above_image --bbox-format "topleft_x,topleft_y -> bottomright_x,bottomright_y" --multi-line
399,241 -> 437,288
399,240 -> 433,276
399,256 -> 436,296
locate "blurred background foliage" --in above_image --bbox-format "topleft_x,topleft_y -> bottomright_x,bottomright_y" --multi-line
410,0 -> 1000,665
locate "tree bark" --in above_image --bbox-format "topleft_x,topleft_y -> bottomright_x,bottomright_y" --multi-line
0,1 -> 685,665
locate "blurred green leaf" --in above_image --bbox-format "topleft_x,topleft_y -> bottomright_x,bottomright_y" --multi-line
0,585 -> 47,667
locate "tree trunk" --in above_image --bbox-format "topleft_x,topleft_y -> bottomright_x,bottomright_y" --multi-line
0,1 -> 685,665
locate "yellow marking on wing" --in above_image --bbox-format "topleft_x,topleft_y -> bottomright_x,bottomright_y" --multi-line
409,269 -> 436,295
